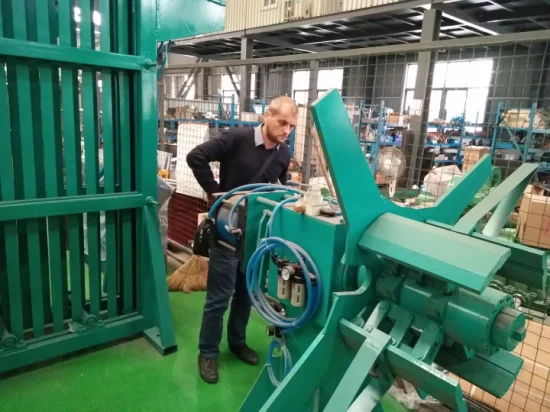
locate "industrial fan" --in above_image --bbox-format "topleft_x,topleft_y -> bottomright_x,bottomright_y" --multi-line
377,146 -> 406,197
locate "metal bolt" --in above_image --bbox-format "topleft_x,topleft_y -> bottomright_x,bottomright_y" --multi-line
143,59 -> 157,70
380,301 -> 389,310
366,325 -> 373,332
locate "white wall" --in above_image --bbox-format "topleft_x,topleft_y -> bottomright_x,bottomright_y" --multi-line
224,0 -> 404,32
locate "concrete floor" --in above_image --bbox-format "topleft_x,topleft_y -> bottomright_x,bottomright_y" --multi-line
0,257 -> 408,412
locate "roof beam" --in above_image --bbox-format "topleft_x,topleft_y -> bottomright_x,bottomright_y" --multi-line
168,29 -> 550,69
477,6 -> 550,23
170,47 -> 238,61
249,34 -> 328,53
435,3 -> 512,35
172,31 -> 245,47
168,0 -> 448,47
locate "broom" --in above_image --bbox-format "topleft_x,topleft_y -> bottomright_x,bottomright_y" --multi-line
167,254 -> 209,293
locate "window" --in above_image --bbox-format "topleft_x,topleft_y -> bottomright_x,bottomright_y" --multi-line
292,68 -> 343,105
263,0 -> 276,9
402,59 -> 493,127
221,73 -> 256,101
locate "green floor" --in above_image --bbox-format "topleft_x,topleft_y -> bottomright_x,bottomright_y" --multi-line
0,292 -> 272,412
0,282 -> 407,412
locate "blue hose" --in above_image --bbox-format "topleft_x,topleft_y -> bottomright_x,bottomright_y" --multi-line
227,185 -> 304,231
246,237 -> 322,334
207,183 -> 295,220
266,338 -> 293,386
267,197 -> 299,237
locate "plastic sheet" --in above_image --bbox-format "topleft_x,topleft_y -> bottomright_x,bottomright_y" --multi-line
388,380 -> 450,411
423,165 -> 462,199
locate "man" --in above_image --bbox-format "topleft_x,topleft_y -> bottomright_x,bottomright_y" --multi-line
187,95 -> 297,384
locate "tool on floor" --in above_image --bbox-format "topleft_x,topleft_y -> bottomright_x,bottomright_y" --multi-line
167,255 -> 209,293
205,90 -> 545,411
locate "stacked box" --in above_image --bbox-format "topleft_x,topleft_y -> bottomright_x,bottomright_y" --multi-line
463,146 -> 491,172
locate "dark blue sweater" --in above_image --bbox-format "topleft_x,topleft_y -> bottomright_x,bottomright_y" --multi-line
186,127 -> 291,194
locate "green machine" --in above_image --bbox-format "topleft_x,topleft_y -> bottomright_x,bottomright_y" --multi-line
0,0 -> 178,373
208,90 -> 546,411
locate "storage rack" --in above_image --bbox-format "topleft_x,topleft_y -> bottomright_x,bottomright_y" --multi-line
160,96 -> 296,157
426,120 -> 466,166
490,102 -> 550,167
355,100 -> 406,171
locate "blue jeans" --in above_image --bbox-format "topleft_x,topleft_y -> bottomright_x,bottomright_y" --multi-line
199,245 -> 251,358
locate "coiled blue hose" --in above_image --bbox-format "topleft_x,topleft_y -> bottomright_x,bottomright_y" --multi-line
246,237 -> 322,334
266,338 -> 293,387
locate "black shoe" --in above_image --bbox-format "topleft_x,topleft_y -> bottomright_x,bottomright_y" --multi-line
229,344 -> 259,366
198,354 -> 219,384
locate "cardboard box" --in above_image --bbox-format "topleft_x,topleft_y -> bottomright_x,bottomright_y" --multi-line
524,184 -> 550,197
388,114 -> 409,125
463,147 -> 491,172
463,146 -> 490,162
517,193 -> 550,249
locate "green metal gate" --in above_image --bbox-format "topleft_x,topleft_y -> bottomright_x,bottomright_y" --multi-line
0,0 -> 176,373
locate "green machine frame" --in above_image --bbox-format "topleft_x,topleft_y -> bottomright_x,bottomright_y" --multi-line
0,0 -> 176,373
236,90 -> 546,411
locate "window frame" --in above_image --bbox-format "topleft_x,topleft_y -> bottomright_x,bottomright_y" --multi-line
401,60 -> 493,126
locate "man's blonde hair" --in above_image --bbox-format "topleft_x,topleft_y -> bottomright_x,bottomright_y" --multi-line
266,95 -> 298,116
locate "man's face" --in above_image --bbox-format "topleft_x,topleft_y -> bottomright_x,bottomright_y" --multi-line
264,106 -> 298,144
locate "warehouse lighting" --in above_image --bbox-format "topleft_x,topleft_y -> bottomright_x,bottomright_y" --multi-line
73,7 -> 102,26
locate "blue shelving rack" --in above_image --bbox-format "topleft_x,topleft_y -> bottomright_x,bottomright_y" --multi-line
427,120 -> 466,166
490,102 -> 550,161
161,96 -> 296,156
356,100 -> 404,173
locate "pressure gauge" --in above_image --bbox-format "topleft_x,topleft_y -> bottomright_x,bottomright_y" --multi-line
281,265 -> 295,281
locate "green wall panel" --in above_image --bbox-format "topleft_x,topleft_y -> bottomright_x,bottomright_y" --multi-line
157,0 -> 225,41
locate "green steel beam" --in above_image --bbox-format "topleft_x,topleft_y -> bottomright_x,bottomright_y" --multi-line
137,0 -> 177,354
359,213 -> 511,294
311,89 -> 386,265
58,0 -> 86,323
117,0 -> 135,315
427,220 -> 546,290
100,0 -> 118,320
474,233 -> 547,290
0,314 -> 146,374
0,193 -> 146,221
142,205 -> 177,353
0,37 -> 146,71
325,322 -> 391,411
429,155 -> 493,225
454,163 -> 538,235
436,345 -> 523,398
339,320 -> 467,412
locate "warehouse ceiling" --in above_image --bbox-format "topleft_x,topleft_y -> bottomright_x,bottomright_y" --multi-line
170,0 -> 550,60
